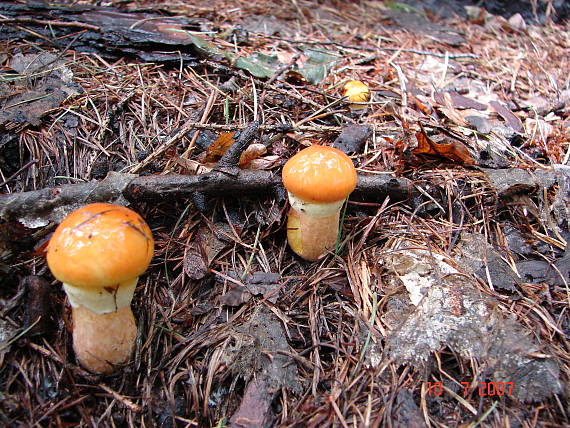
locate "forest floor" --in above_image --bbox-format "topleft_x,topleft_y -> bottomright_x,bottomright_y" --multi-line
1,0 -> 570,427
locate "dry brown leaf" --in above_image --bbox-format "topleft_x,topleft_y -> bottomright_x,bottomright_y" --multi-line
0,53 -> 79,128
455,232 -> 521,292
434,92 -> 469,126
226,306 -> 301,425
174,157 -> 212,175
202,133 -> 265,168
183,223 -> 232,281
524,118 -> 555,139
434,91 -> 487,111
220,287 -> 252,306
219,271 -> 281,305
413,128 -> 475,165
438,107 -> 469,127
489,100 -> 524,133
239,143 -> 267,167
411,95 -> 432,116
203,131 -> 237,162
247,155 -> 280,170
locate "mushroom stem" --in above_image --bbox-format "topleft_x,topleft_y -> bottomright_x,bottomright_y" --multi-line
46,203 -> 153,374
71,305 -> 137,374
63,278 -> 137,314
286,207 -> 341,261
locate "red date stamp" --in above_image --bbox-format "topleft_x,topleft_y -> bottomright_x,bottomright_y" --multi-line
425,381 -> 515,396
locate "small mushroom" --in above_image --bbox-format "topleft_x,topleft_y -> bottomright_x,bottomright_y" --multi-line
282,145 -> 357,261
46,203 -> 154,373
343,80 -> 371,110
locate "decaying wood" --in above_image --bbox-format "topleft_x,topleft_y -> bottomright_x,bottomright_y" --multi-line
3,165 -> 569,227
0,171 -> 416,225
215,121 -> 260,171
0,2 -> 200,62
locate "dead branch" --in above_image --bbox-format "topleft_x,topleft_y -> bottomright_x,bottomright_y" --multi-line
215,121 -> 260,171
0,171 -> 415,225
4,166 -> 567,228
0,172 -> 136,227
0,17 -> 100,31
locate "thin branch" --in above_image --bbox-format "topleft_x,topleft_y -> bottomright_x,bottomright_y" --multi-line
0,159 -> 38,188
0,171 -> 415,225
0,17 -> 100,31
215,120 -> 260,171
250,32 -> 479,59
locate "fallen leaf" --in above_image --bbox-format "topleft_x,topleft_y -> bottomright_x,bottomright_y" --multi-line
226,306 -> 301,426
0,53 -> 80,129
297,48 -> 339,85
181,31 -> 227,59
234,52 -> 280,79
489,100 -> 524,133
482,167 -> 555,197
241,15 -> 295,37
220,287 -> 252,306
411,95 -> 432,116
384,250 -> 459,306
434,91 -> 487,110
524,118 -> 555,139
455,232 -> 521,292
465,115 -> 492,134
438,106 -> 469,127
203,131 -> 237,163
184,223 -> 232,280
238,143 -> 267,167
392,389 -> 426,428
189,302 -> 214,316
246,155 -> 280,170
413,127 -> 475,165
174,157 -> 212,175
219,271 -> 281,305
202,133 -> 266,168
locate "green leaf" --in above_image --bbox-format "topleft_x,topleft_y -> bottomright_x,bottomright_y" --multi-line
385,1 -> 418,13
234,53 -> 280,79
187,33 -> 227,57
167,29 -> 232,60
298,48 -> 339,85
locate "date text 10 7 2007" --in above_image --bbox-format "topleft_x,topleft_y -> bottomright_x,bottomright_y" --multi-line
425,381 -> 515,397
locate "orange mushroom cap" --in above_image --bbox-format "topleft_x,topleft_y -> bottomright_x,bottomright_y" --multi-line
47,203 -> 154,289
282,145 -> 357,203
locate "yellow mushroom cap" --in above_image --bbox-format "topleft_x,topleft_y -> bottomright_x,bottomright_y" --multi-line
343,80 -> 371,103
282,145 -> 357,203
47,203 -> 154,289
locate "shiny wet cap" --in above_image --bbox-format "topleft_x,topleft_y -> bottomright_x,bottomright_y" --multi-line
47,203 -> 154,289
282,145 -> 357,203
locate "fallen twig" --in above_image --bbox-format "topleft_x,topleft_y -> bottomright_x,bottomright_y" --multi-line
215,120 -> 260,171
0,18 -> 100,31
251,33 -> 479,59
0,171 -> 415,225
0,159 -> 38,188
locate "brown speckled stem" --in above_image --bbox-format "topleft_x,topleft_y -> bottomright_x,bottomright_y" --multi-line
71,306 -> 136,374
286,208 -> 340,261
